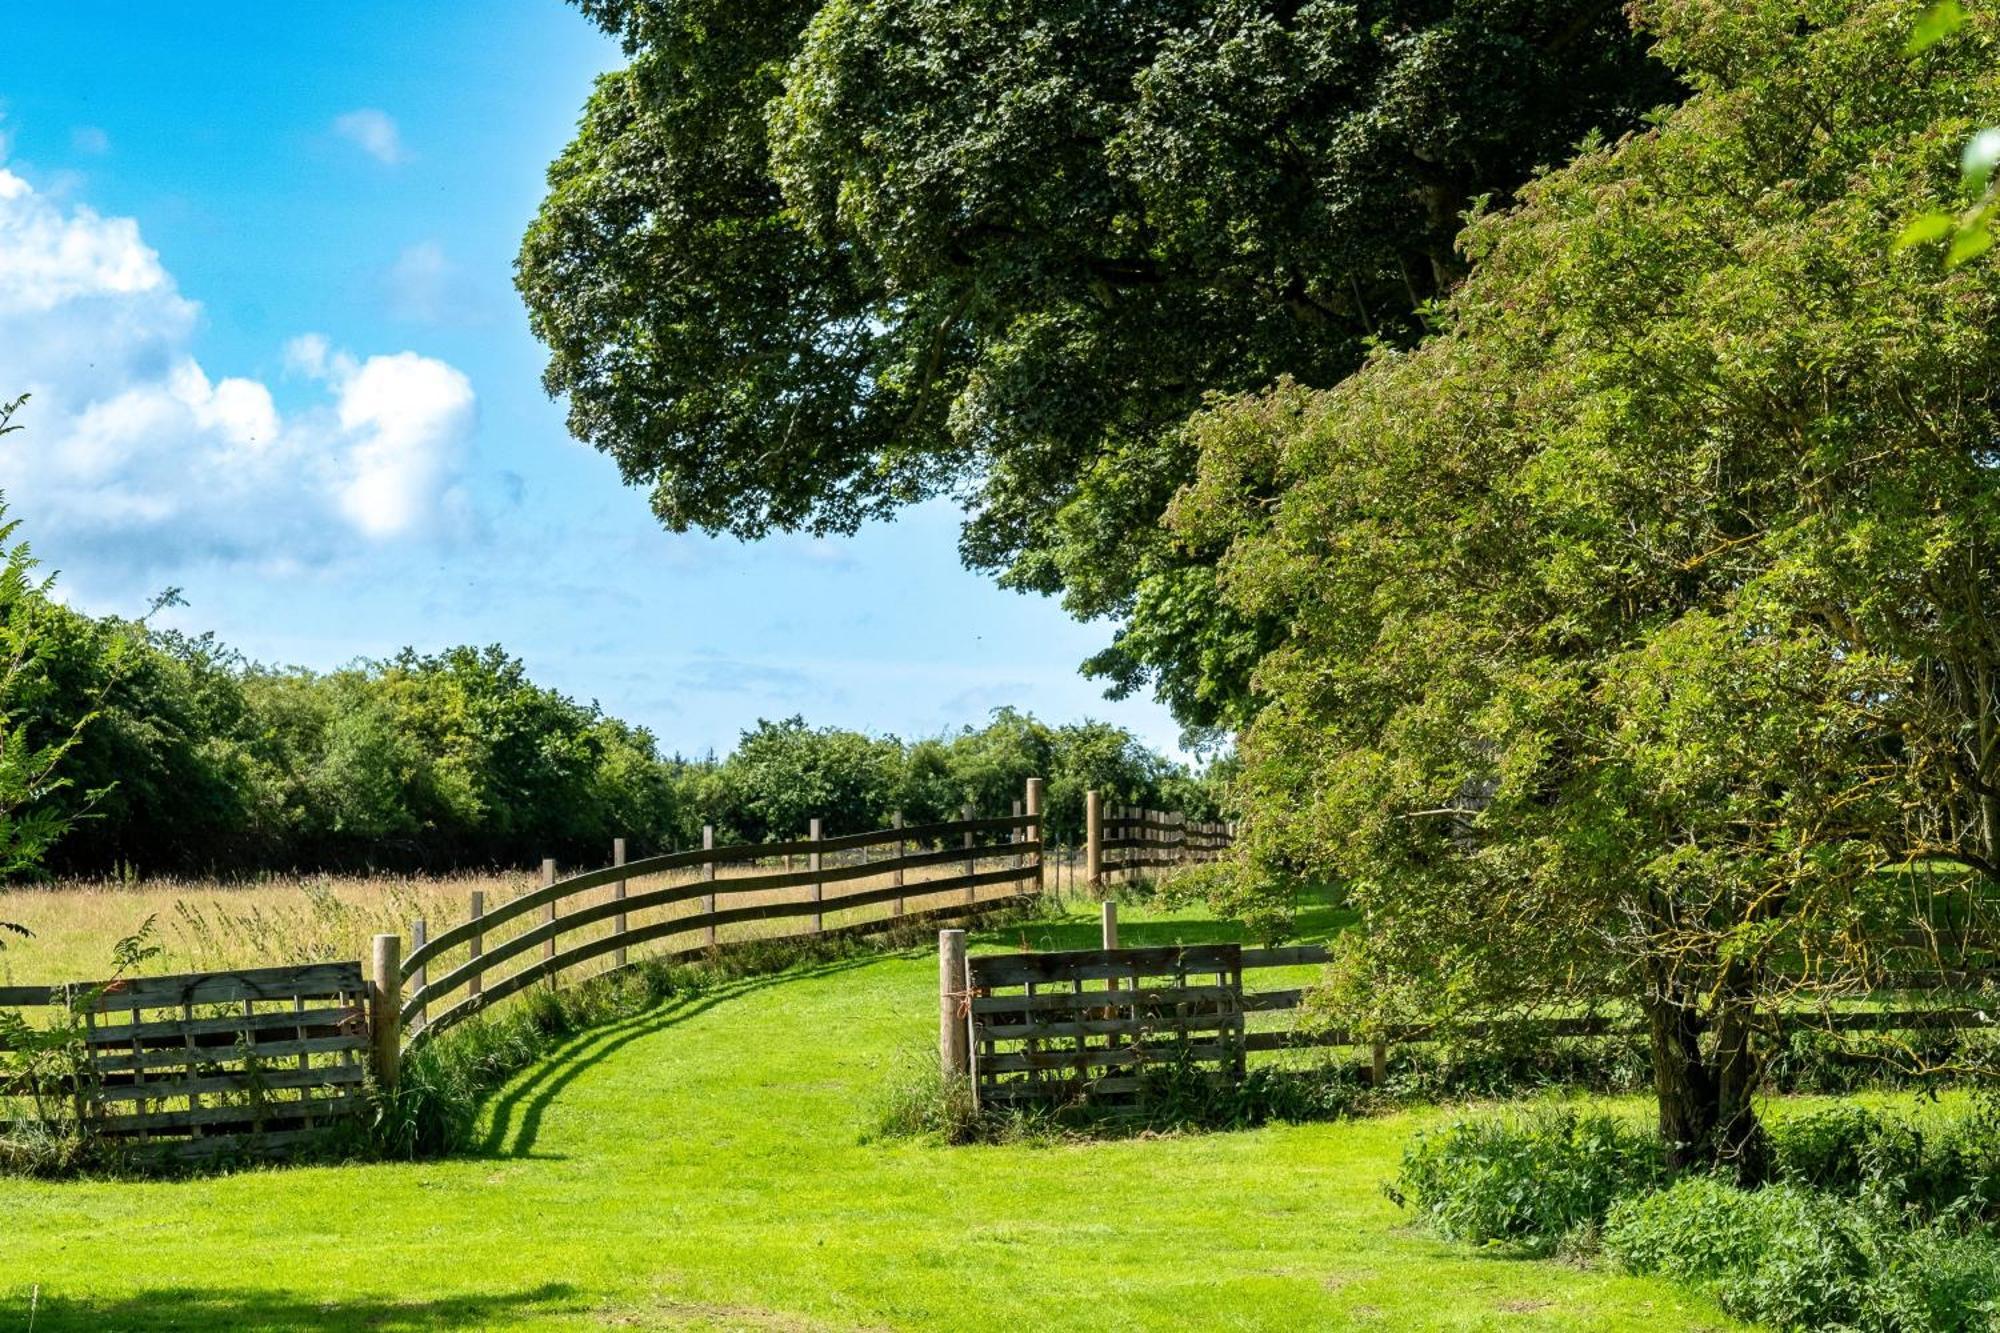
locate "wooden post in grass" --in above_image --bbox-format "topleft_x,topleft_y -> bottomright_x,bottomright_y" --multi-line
542,858 -> 558,968
891,810 -> 906,918
369,933 -> 401,1092
939,928 -> 969,1078
702,825 -> 717,947
1086,789 -> 1103,890
961,802 -> 976,905
468,890 -> 486,1001
1101,901 -> 1119,1002
810,817 -> 824,932
409,917 -> 427,1034
1011,798 -> 1023,871
1025,776 -> 1043,895
612,837 -> 628,969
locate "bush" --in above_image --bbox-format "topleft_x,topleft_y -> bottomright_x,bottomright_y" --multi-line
1767,1100 -> 2000,1222
1605,1177 -> 2000,1332
1388,1108 -> 1663,1254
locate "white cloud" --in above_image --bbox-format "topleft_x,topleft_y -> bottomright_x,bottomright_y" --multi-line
0,156 -> 477,583
332,108 -> 405,165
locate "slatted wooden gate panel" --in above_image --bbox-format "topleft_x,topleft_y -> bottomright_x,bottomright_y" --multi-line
64,961 -> 371,1162
967,945 -> 1245,1110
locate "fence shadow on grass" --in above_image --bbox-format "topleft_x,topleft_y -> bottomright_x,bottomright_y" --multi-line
12,1280 -> 582,1332
475,952 -> 888,1160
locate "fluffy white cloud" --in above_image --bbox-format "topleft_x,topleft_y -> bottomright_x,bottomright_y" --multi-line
332,108 -> 404,165
0,158 -> 477,582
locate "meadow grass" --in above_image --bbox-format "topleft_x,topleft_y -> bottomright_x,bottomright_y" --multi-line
0,893 -> 1743,1331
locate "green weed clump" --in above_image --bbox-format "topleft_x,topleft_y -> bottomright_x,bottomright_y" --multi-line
1604,1178 -> 2000,1332
1388,1108 -> 1664,1254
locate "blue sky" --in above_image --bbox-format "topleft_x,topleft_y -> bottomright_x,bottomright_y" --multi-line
0,3 -> 1185,760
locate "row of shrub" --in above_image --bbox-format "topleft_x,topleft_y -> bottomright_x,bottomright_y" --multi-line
1392,1103 -> 2000,1330
13,601 -> 1225,876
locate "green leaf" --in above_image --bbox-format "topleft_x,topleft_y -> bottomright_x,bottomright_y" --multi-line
1945,221 -> 1994,267
1892,212 -> 1956,250
1906,0 -> 1966,54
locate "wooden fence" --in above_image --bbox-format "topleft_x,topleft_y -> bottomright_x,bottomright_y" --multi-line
389,789 -> 1051,1061
939,906 -> 2000,1104
0,963 -> 373,1162
2,778 -> 1236,1159
967,943 -> 1247,1109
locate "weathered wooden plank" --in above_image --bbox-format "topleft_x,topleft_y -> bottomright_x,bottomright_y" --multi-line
1241,946 -> 1332,969
93,1089 -> 368,1136
0,985 -> 53,1007
979,1013 -> 1242,1042
978,1041 -> 1236,1075
91,1060 -> 367,1104
969,944 -> 1241,988
71,962 -> 364,1012
971,984 -> 1241,1015
90,1033 -> 368,1074
83,1004 -> 363,1046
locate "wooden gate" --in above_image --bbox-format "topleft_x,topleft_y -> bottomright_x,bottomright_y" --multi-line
29,962 -> 372,1163
966,944 -> 1246,1110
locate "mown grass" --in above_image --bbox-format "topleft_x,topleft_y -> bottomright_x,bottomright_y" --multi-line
0,894 -> 1740,1331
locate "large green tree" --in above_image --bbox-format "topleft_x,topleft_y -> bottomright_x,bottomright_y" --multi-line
518,0 -> 1676,732
1177,0 -> 2000,1177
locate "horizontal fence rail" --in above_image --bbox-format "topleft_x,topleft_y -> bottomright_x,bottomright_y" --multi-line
391,788 -> 1062,1057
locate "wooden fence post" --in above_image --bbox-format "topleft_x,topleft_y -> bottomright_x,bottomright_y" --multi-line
939,929 -> 969,1079
409,917 -> 427,1034
809,817 -> 824,932
892,810 -> 906,918
1101,901 -> 1119,1000
1011,798 -> 1023,871
1372,1038 -> 1389,1087
962,802 -> 976,905
1024,776 -> 1043,895
611,837 -> 628,970
468,890 -> 485,1001
369,933 -> 401,1092
702,824 -> 717,947
542,858 -> 558,969
1086,789 -> 1103,891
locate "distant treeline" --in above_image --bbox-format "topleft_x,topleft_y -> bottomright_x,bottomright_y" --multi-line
19,604 -> 1226,877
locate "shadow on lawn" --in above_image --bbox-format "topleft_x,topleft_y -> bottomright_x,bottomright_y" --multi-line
475,952 -> 887,1159
12,1280 -> 582,1332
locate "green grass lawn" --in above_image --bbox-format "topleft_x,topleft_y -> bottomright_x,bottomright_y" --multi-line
0,897 -> 1742,1331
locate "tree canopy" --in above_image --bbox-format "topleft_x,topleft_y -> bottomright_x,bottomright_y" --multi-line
1174,0 -> 2000,1175
518,0 -> 1678,733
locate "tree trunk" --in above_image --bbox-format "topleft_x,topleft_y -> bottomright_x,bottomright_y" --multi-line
1642,977 -> 1767,1184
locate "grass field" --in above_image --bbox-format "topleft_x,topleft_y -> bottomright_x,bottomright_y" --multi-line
0,847 -> 1080,991
0,894 -> 1742,1332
